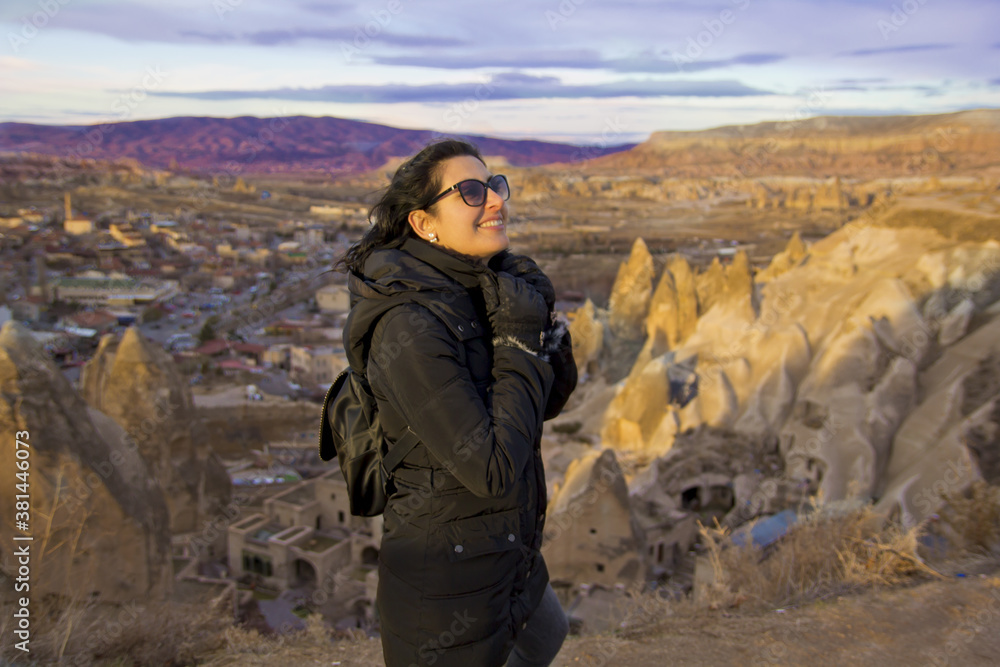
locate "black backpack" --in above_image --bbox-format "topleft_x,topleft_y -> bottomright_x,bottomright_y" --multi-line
317,294 -> 440,517
317,367 -> 419,516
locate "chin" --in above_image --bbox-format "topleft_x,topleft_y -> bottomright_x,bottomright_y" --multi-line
482,238 -> 510,261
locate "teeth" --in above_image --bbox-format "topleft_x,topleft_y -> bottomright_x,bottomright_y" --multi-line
480,219 -> 504,228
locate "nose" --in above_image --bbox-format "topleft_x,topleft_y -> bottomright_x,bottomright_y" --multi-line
484,185 -> 504,209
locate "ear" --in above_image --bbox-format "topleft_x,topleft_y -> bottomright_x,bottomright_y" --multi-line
407,209 -> 436,242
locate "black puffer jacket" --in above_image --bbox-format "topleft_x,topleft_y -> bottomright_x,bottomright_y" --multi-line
344,237 -> 575,667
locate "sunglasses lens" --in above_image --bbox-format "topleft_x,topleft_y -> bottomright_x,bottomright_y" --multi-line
458,180 -> 487,206
490,175 -> 510,201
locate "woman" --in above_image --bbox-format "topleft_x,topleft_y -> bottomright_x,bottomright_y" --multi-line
337,139 -> 577,666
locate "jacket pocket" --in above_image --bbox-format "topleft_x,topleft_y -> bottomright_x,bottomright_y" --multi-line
438,508 -> 522,562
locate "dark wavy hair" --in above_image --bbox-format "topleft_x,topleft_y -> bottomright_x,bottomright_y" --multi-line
335,139 -> 485,274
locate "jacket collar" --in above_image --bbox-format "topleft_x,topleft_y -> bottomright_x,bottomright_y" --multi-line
400,237 -> 485,290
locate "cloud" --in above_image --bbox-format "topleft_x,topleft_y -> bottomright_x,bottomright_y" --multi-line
150,73 -> 772,103
372,49 -> 606,70
835,78 -> 890,84
827,82 -> 945,93
643,52 -> 787,73
47,2 -> 463,48
297,2 -> 352,14
0,56 -> 40,71
369,49 -> 787,73
177,27 -> 463,48
840,43 -> 954,57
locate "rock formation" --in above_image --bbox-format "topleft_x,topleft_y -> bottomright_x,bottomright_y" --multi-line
756,231 -> 808,283
607,238 -> 655,342
543,449 -> 645,587
640,253 -> 699,362
80,327 -> 231,534
588,199 -> 1000,536
0,322 -> 172,602
567,298 -> 604,378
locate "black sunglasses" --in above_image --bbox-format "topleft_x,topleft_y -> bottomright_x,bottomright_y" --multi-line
425,174 -> 510,208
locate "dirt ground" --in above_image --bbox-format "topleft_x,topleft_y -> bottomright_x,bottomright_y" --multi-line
200,563 -> 1000,667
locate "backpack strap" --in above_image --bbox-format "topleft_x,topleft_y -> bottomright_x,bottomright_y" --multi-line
380,427 -> 420,475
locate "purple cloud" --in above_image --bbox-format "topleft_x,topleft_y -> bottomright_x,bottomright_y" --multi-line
150,74 -> 771,103
840,43 -> 954,57
370,49 -> 786,73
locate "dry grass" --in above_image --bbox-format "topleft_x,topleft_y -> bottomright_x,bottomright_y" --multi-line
925,480 -> 1000,556
0,594 -> 374,667
0,595 -> 232,666
696,506 -> 936,612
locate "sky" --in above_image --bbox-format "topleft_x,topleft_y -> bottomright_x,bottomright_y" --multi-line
1,0 -> 998,144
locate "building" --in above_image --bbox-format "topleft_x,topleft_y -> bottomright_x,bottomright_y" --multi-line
262,343 -> 291,370
109,223 -> 146,247
309,205 -> 346,216
10,296 -> 47,322
60,310 -> 119,336
64,219 -> 94,235
193,339 -> 268,368
293,226 -> 325,247
226,470 -> 380,593
62,192 -> 94,235
289,345 -> 346,389
315,284 -> 350,313
52,275 -> 179,306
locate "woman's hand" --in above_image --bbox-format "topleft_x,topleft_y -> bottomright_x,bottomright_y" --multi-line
497,253 -> 556,313
479,271 -> 549,355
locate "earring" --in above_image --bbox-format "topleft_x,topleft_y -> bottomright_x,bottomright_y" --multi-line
428,233 -> 438,243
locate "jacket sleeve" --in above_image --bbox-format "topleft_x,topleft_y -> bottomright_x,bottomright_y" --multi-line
368,306 -> 555,499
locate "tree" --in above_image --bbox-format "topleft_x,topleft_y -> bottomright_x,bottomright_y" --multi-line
142,306 -> 164,323
198,320 -> 216,344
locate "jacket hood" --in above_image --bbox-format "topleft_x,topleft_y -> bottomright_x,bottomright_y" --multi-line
344,237 -> 501,372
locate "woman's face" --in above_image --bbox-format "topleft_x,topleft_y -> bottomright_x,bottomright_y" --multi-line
413,155 -> 510,262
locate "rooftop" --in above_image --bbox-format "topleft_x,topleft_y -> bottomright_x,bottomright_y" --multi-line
298,534 -> 340,553
248,523 -> 285,544
273,483 -> 315,506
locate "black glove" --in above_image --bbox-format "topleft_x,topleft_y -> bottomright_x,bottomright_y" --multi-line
497,253 -> 556,314
542,320 -> 578,420
479,270 -> 549,355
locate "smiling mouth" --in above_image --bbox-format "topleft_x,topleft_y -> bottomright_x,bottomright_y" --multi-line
479,218 -> 504,228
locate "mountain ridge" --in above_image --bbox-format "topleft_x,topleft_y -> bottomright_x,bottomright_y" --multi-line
586,108 -> 1000,177
0,114 -> 636,175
